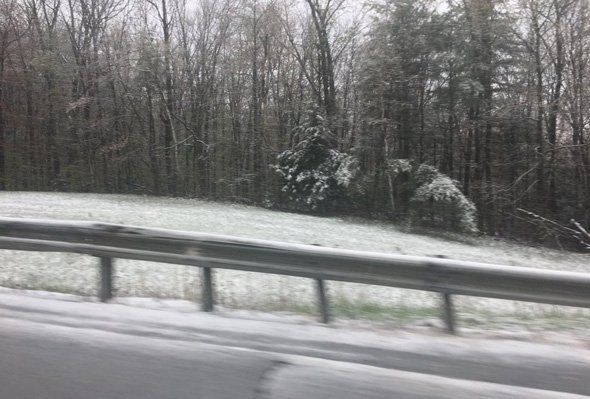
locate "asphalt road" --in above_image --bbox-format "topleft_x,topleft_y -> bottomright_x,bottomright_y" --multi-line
1,326 -> 274,399
1,290 -> 589,399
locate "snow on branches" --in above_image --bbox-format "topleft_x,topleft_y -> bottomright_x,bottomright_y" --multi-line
410,164 -> 478,234
273,111 -> 358,212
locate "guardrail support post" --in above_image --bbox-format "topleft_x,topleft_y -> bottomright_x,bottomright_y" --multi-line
99,257 -> 113,302
201,266 -> 214,312
316,279 -> 330,324
442,292 -> 456,334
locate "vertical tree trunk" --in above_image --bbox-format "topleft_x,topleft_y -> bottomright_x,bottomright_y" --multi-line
0,55 -> 5,190
545,0 -> 565,215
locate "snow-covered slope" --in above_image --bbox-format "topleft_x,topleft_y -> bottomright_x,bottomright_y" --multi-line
0,192 -> 589,331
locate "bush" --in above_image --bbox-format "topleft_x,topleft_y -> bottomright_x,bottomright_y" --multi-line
410,164 -> 478,233
273,111 -> 358,212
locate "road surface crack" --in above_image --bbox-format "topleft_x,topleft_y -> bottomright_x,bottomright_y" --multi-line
253,360 -> 290,399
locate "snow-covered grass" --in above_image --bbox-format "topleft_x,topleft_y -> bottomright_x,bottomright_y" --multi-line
0,191 -> 589,332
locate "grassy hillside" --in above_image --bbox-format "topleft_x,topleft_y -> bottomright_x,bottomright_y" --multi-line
1,192 -> 589,331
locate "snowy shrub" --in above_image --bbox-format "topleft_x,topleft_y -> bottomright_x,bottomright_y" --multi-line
410,164 -> 478,233
273,110 -> 358,212
413,164 -> 439,185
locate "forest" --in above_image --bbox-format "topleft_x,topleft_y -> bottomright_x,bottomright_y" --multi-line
0,0 -> 589,248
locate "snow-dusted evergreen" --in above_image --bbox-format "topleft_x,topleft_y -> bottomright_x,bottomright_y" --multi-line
380,158 -> 478,233
274,110 -> 357,211
410,164 -> 478,233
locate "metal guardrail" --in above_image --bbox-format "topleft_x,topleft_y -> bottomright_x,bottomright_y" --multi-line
0,217 -> 589,332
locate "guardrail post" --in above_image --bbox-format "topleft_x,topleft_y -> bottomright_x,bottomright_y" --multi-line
433,255 -> 456,334
99,257 -> 113,302
442,292 -> 456,334
201,266 -> 214,312
316,279 -> 330,324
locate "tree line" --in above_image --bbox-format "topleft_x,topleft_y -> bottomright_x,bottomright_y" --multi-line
0,0 -> 588,246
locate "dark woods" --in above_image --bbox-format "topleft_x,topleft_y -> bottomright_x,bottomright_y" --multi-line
0,0 -> 588,249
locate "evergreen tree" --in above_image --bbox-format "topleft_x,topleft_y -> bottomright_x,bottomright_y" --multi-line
410,164 -> 478,233
274,109 -> 357,212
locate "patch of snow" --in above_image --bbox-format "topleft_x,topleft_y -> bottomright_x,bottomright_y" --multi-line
1,287 -> 589,352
